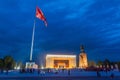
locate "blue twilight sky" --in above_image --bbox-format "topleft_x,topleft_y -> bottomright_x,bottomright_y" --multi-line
0,0 -> 120,63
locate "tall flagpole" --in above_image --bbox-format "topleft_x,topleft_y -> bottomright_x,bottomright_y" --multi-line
30,20 -> 36,61
29,0 -> 38,62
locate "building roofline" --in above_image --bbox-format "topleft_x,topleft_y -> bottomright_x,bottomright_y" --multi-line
46,54 -> 76,58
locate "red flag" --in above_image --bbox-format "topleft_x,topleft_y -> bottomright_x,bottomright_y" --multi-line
36,6 -> 47,26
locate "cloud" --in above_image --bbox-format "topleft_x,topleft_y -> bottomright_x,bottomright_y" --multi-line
0,0 -> 120,62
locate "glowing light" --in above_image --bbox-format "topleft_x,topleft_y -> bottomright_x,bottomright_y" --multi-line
14,66 -> 20,70
41,66 -> 44,69
16,66 -> 20,70
46,54 -> 76,69
46,54 -> 76,58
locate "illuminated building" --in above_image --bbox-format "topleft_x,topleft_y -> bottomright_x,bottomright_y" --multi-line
45,45 -> 88,69
46,55 -> 76,69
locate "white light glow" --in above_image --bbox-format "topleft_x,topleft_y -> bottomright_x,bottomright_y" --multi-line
17,66 -> 20,70
14,66 -> 20,70
41,66 -> 44,69
46,54 -> 76,58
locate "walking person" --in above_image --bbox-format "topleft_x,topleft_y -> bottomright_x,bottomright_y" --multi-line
68,69 -> 70,76
38,69 -> 40,75
110,73 -> 114,79
96,71 -> 101,77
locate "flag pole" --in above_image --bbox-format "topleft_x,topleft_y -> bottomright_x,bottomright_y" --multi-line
30,20 -> 36,61
29,2 -> 47,62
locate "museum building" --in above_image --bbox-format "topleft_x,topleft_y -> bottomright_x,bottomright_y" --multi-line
46,45 -> 88,69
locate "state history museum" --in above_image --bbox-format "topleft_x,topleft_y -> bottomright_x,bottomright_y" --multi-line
46,45 -> 88,69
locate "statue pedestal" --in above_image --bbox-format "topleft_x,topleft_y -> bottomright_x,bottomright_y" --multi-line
26,62 -> 38,69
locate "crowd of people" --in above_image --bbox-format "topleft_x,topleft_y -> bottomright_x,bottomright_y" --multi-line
0,67 -> 118,79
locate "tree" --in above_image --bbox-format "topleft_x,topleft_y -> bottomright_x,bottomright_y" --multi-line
103,59 -> 111,68
88,61 -> 96,67
97,60 -> 103,66
117,62 -> 120,70
0,58 -> 4,73
4,56 -> 15,70
0,59 -> 4,69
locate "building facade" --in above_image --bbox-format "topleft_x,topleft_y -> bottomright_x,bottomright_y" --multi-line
46,55 -> 76,69
46,46 -> 88,69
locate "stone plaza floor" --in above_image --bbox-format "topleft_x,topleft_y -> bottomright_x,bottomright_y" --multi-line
0,76 -> 120,80
0,69 -> 120,80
